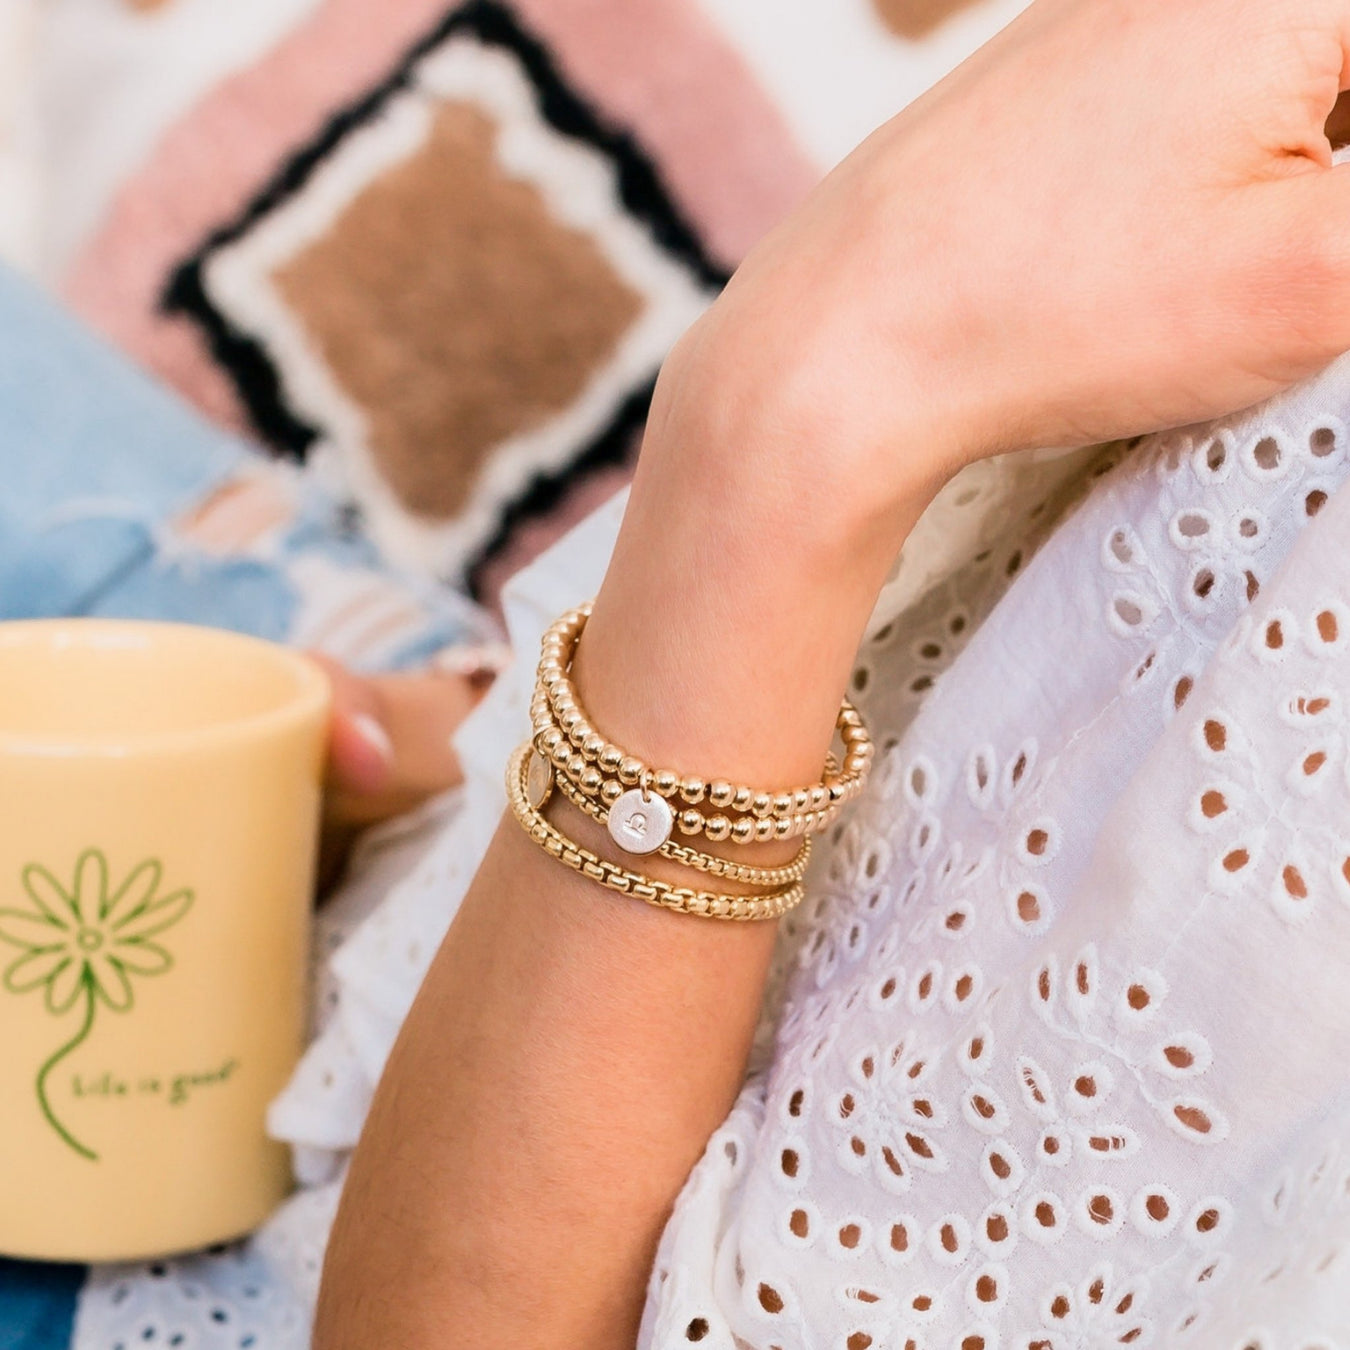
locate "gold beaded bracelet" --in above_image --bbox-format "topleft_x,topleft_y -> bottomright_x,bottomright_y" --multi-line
538,749 -> 812,886
536,606 -> 873,812
531,605 -> 874,857
530,689 -> 841,847
507,745 -> 804,921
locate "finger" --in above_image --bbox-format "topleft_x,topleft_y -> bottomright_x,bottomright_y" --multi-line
330,706 -> 396,797
360,669 -> 482,800
324,668 -> 489,830
307,653 -> 395,798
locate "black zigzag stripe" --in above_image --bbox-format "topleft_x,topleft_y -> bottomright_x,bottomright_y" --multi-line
464,376 -> 654,596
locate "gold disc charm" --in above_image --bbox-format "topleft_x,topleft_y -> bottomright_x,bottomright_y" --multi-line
607,788 -> 674,855
526,749 -> 554,811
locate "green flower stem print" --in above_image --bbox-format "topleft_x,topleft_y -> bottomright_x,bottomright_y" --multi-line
0,849 -> 193,1161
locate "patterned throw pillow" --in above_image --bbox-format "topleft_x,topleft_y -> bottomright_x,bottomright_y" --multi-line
64,0 -> 817,601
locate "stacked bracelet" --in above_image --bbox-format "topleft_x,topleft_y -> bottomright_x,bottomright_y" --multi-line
530,605 -> 874,855
508,602 -> 875,922
546,760 -> 812,886
507,747 -> 805,921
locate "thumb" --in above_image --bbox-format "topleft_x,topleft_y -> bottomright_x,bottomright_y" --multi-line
309,654 -> 396,798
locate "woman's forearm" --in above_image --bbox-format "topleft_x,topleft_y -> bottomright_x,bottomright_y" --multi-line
312,345 -> 940,1348
314,1 -> 1350,1339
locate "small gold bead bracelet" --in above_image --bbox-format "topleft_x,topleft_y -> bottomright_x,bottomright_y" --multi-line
535,606 -> 873,814
530,689 -> 841,846
506,745 -> 805,921
530,604 -> 874,857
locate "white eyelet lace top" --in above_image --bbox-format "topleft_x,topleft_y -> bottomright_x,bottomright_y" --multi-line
76,349 -> 1350,1350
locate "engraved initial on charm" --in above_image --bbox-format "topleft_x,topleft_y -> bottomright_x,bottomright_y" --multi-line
607,788 -> 673,855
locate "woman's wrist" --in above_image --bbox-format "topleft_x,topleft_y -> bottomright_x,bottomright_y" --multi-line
654,293 -> 970,552
572,342 -> 943,814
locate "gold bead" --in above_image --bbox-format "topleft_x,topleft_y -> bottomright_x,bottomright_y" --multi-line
773,817 -> 793,840
580,767 -> 603,793
599,744 -> 623,773
732,785 -> 754,813
560,708 -> 582,733
680,777 -> 706,804
654,768 -> 679,797
829,782 -> 847,803
771,792 -> 794,818
567,754 -> 587,780
751,792 -> 774,818
809,785 -> 828,811
582,732 -> 605,758
754,818 -> 776,842
705,815 -> 732,842
539,727 -> 563,753
793,788 -> 811,813
550,741 -> 572,768
709,780 -> 735,809
602,779 -> 623,805
618,756 -> 643,786
730,817 -> 755,845
678,810 -> 705,836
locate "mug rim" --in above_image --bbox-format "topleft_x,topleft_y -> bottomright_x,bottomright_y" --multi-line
0,619 -> 331,757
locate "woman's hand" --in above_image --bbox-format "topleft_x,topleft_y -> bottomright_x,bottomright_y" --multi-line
667,0 -> 1350,534
314,655 -> 495,888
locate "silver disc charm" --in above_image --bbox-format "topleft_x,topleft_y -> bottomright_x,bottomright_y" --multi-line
525,749 -> 554,811
607,788 -> 673,855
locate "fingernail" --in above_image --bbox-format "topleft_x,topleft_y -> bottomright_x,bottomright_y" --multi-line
351,712 -> 393,764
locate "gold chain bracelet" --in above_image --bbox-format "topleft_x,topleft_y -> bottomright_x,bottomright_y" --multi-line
507,745 -> 804,921
538,750 -> 812,886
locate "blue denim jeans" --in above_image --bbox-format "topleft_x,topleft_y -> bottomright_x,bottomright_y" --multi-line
0,267 -> 484,668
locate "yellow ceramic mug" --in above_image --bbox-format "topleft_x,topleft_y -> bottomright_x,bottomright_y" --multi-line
0,619 -> 330,1262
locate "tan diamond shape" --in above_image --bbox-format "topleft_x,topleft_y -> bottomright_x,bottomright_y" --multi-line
273,101 -> 643,520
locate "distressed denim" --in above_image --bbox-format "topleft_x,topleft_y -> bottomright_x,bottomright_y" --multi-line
0,268 -> 484,668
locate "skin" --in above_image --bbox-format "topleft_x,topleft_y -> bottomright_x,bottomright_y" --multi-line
317,658 -> 492,889
315,1 -> 1350,1345
172,474 -> 492,857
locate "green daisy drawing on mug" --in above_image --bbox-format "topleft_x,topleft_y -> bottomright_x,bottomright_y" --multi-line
0,849 -> 193,1161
